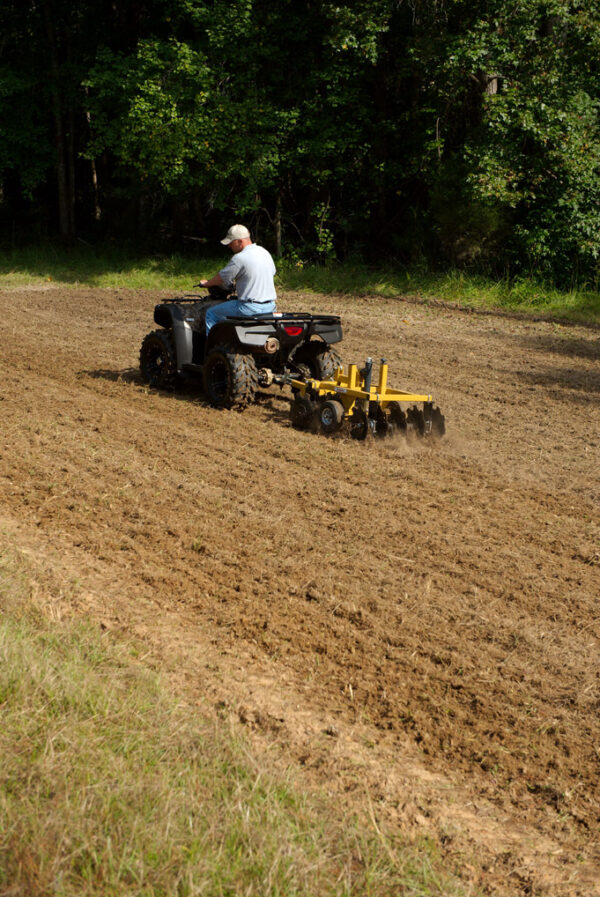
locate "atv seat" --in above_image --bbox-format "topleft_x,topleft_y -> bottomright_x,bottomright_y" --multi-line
191,298 -> 224,329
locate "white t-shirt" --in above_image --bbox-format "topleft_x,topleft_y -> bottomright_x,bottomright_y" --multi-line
219,243 -> 277,303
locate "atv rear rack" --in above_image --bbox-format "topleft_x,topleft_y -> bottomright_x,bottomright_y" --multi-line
224,312 -> 341,324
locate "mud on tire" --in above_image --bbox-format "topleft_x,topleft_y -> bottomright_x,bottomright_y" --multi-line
204,342 -> 259,408
293,342 -> 342,381
139,329 -> 179,390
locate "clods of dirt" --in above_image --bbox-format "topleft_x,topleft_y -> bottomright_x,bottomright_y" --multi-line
1,286 -> 599,895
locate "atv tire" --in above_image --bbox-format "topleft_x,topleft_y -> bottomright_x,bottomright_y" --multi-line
204,342 -> 259,408
140,329 -> 179,390
293,342 -> 342,381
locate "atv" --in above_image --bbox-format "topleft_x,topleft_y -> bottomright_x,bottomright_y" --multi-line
139,285 -> 343,408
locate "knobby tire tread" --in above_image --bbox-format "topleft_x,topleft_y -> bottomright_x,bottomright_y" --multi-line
295,343 -> 343,381
205,342 -> 258,408
139,329 -> 179,390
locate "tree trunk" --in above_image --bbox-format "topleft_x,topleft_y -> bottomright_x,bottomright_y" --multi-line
67,106 -> 76,235
84,91 -> 102,222
275,190 -> 282,257
88,144 -> 101,222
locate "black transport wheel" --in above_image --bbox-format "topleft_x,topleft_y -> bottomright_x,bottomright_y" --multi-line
293,342 -> 342,381
139,329 -> 179,390
290,394 -> 316,429
319,399 -> 345,434
204,343 -> 259,408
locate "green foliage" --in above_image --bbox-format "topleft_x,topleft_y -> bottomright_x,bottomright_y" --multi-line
85,40 -> 214,192
0,0 -> 599,284
431,0 -> 600,281
313,202 -> 336,260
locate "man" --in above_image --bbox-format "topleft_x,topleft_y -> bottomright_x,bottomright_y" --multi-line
200,224 -> 277,332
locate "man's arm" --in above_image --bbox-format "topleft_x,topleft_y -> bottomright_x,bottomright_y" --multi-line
199,273 -> 224,288
201,254 -> 239,290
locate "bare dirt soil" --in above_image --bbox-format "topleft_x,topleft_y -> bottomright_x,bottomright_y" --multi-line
1,285 -> 599,895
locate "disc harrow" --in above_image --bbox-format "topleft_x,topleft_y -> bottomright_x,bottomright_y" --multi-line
285,357 -> 445,440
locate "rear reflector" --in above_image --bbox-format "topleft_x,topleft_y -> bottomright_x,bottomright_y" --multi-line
283,325 -> 303,336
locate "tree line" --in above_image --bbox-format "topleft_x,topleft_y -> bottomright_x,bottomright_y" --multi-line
1,0 -> 599,283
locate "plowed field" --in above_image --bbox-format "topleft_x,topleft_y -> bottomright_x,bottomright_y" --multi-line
1,285 -> 599,895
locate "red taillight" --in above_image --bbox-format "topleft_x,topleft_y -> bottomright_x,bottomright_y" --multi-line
283,325 -> 303,336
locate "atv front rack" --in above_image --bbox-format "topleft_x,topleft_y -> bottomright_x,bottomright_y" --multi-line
280,357 -> 445,440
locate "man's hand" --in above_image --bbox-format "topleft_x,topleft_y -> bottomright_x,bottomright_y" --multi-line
199,274 -> 224,289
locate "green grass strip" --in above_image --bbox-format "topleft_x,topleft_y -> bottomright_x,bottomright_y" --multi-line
2,243 -> 596,324
0,550 -> 466,897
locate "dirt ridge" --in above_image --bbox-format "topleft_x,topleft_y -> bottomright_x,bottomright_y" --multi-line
1,286 -> 599,895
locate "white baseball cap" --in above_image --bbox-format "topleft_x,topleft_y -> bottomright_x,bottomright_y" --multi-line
221,224 -> 250,245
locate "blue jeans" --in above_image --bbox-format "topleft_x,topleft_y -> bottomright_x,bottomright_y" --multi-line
205,299 -> 276,332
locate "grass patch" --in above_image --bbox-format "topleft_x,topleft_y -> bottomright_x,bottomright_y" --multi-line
1,241 -> 597,324
281,263 -> 600,325
0,549 -> 465,897
0,243 -> 208,291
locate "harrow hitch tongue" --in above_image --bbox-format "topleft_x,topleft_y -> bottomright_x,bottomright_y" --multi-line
286,358 -> 445,440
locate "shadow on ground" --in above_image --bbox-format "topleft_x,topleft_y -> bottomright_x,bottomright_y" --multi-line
82,369 -> 297,424
517,333 -> 600,361
85,368 -> 142,384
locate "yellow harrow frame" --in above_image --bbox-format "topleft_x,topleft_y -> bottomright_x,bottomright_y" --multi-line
287,357 -> 445,440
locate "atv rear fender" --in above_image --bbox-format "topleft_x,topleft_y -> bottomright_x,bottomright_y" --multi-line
225,314 -> 343,350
